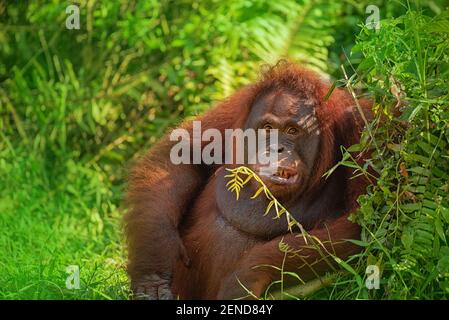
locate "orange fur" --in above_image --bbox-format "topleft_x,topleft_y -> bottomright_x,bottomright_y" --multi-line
125,62 -> 372,299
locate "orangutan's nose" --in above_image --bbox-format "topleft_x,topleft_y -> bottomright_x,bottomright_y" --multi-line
270,144 -> 285,153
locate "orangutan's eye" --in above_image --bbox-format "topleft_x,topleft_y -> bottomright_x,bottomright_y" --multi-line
287,127 -> 298,135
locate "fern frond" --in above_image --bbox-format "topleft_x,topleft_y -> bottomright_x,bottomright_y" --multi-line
225,166 -> 308,244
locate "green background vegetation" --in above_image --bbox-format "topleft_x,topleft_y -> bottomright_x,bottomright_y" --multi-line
0,0 -> 448,299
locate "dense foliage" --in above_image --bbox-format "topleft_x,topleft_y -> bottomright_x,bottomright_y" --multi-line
343,9 -> 449,299
0,0 -> 448,299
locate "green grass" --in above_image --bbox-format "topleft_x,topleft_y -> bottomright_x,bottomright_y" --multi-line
0,147 -> 129,299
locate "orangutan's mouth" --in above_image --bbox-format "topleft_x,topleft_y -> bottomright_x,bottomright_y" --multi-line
256,165 -> 298,185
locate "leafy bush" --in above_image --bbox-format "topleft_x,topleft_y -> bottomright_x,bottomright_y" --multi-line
312,9 -> 449,299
